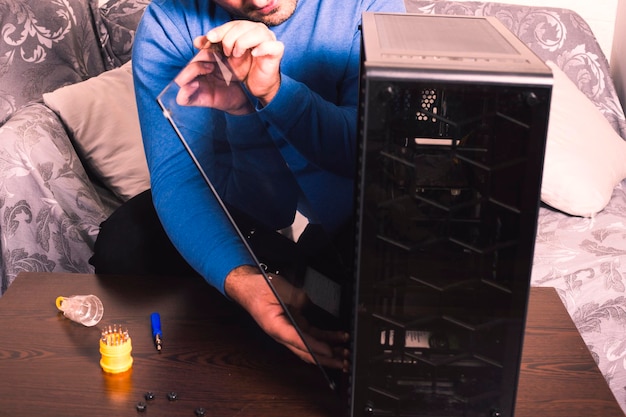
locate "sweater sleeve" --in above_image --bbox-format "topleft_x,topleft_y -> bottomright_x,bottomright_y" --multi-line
132,1 -> 255,295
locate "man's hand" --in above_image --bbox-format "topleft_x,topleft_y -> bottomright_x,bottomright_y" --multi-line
174,46 -> 253,114
195,21 -> 284,107
224,265 -> 349,370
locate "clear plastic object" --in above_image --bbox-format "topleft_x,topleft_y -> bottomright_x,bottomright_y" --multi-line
156,45 -> 347,391
55,294 -> 104,327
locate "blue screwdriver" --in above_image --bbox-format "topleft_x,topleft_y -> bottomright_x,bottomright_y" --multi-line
150,312 -> 163,352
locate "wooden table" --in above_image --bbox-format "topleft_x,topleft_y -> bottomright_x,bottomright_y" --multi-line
0,272 -> 622,417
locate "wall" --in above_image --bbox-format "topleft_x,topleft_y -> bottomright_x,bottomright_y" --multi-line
611,0 -> 626,108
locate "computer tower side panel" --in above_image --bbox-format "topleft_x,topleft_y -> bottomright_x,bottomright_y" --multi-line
351,72 -> 551,417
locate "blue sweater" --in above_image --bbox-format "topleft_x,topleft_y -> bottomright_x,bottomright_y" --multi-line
132,0 -> 406,294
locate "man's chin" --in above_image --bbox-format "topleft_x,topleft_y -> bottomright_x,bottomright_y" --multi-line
256,13 -> 288,26
247,0 -> 297,26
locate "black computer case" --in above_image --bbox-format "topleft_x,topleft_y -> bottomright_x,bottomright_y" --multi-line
350,13 -> 552,417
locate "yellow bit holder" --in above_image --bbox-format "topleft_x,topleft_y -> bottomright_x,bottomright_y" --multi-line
99,325 -> 133,374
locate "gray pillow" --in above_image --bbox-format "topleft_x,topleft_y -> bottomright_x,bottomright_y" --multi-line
43,61 -> 150,201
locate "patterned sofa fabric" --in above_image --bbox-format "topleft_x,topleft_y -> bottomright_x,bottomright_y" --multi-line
98,0 -> 150,66
0,0 -> 150,290
0,0 -> 115,125
0,103 -> 117,293
404,0 -> 626,140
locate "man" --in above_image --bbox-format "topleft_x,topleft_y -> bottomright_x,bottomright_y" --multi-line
106,0 -> 405,370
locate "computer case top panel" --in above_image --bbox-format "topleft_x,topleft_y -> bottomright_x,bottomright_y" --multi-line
361,12 -> 552,83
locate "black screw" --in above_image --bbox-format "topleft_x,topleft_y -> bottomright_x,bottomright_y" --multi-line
167,391 -> 178,401
144,392 -> 155,401
136,401 -> 147,412
195,407 -> 207,416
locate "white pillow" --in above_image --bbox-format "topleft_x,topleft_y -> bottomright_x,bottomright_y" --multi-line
541,61 -> 626,217
43,61 -> 149,201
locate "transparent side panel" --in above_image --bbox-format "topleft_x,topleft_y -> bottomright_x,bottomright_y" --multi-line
156,45 -> 353,392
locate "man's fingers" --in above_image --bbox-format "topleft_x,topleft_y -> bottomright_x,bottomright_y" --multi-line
193,34 -> 209,49
307,327 -> 350,345
251,40 -> 284,59
174,61 -> 215,86
269,315 -> 347,370
250,41 -> 284,76
176,79 -> 199,105
207,21 -> 276,58
282,332 -> 347,371
205,21 -> 236,44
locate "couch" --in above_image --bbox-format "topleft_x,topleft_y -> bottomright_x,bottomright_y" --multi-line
0,0 -> 149,294
1,0 -> 626,413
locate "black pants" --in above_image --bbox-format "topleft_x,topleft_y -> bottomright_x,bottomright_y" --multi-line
89,190 -> 199,277
91,189 -> 354,332
90,189 -> 352,281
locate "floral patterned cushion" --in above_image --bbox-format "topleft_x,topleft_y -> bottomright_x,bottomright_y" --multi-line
98,0 -> 150,66
0,0 -> 113,125
0,103 -> 117,293
404,0 -> 626,139
0,0 -> 150,288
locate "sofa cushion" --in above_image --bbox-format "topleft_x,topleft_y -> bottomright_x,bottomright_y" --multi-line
0,0 -> 112,125
43,61 -> 150,201
541,61 -> 626,217
98,0 -> 150,66
0,103 -> 116,291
